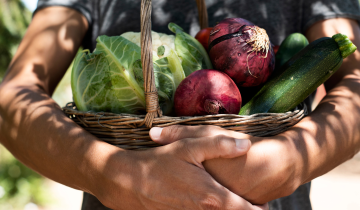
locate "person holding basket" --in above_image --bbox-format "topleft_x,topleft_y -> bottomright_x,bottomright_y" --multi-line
1,0 -> 360,210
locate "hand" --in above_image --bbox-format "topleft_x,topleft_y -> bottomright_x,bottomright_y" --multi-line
149,18 -> 360,205
92,134 -> 268,210
149,125 -> 253,145
150,125 -> 297,204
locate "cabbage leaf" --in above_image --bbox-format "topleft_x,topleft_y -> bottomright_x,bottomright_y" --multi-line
132,48 -> 185,115
72,35 -> 186,115
71,36 -> 146,114
168,23 -> 213,76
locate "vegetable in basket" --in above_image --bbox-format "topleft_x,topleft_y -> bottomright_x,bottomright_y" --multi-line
275,33 -> 309,70
174,69 -> 242,116
208,18 -> 275,87
71,23 -> 212,115
238,32 -> 309,105
168,23 -> 213,76
194,27 -> 213,50
239,33 -> 357,115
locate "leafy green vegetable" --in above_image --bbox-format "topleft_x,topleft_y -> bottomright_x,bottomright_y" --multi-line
132,47 -> 185,115
72,23 -> 210,115
71,36 -> 146,114
157,46 -> 165,57
168,23 -> 213,76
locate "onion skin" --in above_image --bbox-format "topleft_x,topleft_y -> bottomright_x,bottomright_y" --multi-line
174,69 -> 242,116
209,18 -> 275,87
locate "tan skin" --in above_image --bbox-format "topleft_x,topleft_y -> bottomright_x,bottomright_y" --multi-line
0,6 -> 268,210
1,5 -> 359,209
151,18 -> 360,204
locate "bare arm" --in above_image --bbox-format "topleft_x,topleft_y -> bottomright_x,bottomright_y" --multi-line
151,18 -> 360,204
290,17 -> 360,184
0,6 -> 95,191
0,6 -> 267,210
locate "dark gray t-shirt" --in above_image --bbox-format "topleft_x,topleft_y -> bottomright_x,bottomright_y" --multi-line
35,0 -> 360,210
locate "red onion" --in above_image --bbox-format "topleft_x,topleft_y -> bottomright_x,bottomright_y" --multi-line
208,18 -> 275,87
174,69 -> 242,116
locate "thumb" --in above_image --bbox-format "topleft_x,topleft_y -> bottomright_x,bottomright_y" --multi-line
150,125 -> 251,145
176,135 -> 251,166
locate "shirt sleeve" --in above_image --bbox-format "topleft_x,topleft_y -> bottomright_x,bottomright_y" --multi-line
302,0 -> 360,32
34,0 -> 92,26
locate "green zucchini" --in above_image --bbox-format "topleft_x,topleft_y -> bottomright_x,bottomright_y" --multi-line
239,33 -> 357,115
275,33 -> 309,70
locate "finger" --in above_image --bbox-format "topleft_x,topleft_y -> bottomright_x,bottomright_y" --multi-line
150,125 -> 251,144
217,189 -> 256,210
204,183 -> 263,210
189,175 -> 258,210
176,135 -> 251,165
253,203 -> 269,210
202,181 -> 269,210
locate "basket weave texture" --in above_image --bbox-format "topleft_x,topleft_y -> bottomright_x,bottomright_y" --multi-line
63,102 -> 307,150
63,0 -> 308,150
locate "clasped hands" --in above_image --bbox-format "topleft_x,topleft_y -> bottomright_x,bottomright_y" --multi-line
95,125 -> 299,210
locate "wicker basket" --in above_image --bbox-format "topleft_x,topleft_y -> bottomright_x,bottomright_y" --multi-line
62,0 -> 308,150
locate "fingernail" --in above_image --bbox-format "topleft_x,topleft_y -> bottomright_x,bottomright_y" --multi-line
235,139 -> 249,150
150,127 -> 163,140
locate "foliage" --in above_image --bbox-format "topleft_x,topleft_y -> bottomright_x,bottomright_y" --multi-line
0,0 -> 32,81
0,145 -> 52,210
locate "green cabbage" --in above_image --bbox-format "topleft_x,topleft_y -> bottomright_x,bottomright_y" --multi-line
71,23 -> 212,115
168,23 -> 213,76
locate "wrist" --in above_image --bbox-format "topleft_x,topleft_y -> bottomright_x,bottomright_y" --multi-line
277,118 -> 316,190
278,136 -> 304,194
79,140 -> 125,195
256,137 -> 302,198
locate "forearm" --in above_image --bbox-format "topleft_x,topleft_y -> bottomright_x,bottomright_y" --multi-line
0,6 -> 120,194
288,74 -> 360,182
284,18 -> 360,186
202,75 -> 360,204
202,18 -> 360,204
0,84 -> 120,193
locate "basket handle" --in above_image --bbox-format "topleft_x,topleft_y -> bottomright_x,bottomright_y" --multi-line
140,0 -> 208,128
196,0 -> 209,29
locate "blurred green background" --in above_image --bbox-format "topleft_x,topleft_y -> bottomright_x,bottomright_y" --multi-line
0,0 -> 31,81
0,0 -> 73,209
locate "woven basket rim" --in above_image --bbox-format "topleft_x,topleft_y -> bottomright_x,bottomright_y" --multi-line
63,101 -> 308,151
63,101 -> 308,121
